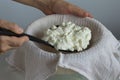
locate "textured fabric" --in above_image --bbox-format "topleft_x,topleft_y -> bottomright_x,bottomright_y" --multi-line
7,15 -> 120,80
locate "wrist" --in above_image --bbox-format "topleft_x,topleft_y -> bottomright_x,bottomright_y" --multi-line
48,0 -> 64,11
34,0 -> 64,12
13,0 -> 38,8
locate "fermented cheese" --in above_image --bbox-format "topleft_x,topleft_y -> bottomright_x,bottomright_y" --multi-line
42,22 -> 91,51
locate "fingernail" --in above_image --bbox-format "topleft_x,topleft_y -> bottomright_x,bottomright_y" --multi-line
24,36 -> 29,41
85,13 -> 93,18
18,28 -> 24,33
14,24 -> 24,33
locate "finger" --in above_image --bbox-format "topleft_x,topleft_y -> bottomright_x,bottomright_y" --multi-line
68,3 -> 93,18
0,43 -> 11,53
52,0 -> 93,18
7,36 -> 29,47
0,36 -> 12,53
0,36 -> 29,53
39,7 -> 54,15
0,20 -> 23,34
83,12 -> 93,18
0,36 -> 29,48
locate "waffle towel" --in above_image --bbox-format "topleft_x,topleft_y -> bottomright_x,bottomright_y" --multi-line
7,15 -> 120,80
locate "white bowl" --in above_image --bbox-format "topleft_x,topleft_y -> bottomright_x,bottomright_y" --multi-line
25,14 -> 104,54
24,14 -> 106,80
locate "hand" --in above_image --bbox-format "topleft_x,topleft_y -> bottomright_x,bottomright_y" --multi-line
0,20 -> 29,54
13,0 -> 93,18
44,0 -> 93,18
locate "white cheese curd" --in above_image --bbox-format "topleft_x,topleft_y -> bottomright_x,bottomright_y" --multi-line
42,21 -> 92,51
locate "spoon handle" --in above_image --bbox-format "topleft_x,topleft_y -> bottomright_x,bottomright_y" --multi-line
0,27 -> 53,47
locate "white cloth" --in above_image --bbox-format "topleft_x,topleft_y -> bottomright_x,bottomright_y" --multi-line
7,15 -> 120,80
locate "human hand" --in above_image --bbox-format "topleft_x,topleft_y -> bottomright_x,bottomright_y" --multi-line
13,0 -> 93,18
0,20 -> 29,54
43,0 -> 93,18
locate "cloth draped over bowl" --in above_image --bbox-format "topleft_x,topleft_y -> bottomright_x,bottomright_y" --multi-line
7,15 -> 120,80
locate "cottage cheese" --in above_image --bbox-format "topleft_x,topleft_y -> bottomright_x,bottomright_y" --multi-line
42,22 -> 92,51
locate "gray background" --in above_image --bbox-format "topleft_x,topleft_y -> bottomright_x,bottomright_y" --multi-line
0,0 -> 120,80
0,0 -> 120,39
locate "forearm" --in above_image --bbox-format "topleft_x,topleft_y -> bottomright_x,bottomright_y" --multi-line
32,0 -> 56,14
13,0 -> 93,17
13,0 -> 59,12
